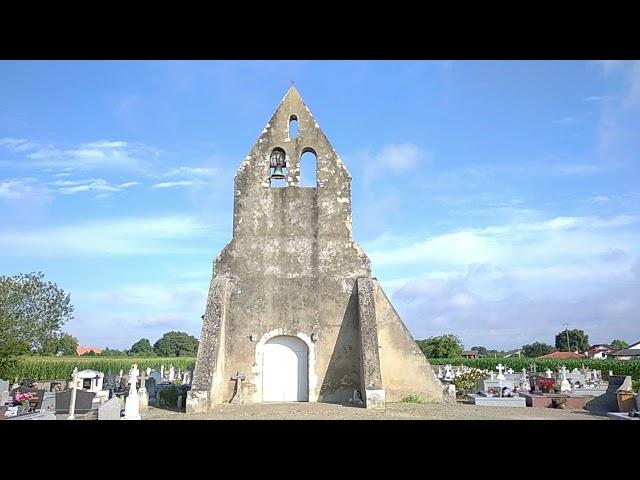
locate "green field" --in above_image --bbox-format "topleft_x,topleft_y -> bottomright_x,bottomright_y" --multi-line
428,357 -> 640,380
2,356 -> 197,381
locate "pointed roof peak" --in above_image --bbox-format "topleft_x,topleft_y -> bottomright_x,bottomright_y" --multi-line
282,83 -> 302,102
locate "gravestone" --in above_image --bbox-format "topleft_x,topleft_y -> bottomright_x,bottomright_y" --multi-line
150,370 -> 163,385
41,392 -> 56,411
122,364 -> 141,420
145,378 -> 157,400
496,364 -> 506,381
1,379 -> 10,405
11,385 -> 46,411
98,397 -> 122,420
55,389 -> 95,415
442,383 -> 456,403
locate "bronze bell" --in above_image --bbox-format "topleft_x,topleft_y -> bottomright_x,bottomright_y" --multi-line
270,165 -> 286,180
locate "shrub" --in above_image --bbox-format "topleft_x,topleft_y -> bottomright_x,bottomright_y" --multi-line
454,368 -> 487,396
400,395 -> 425,404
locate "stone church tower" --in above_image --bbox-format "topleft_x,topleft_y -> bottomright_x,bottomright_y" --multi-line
186,86 -> 443,412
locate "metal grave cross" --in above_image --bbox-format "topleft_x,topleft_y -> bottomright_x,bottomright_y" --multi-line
230,371 -> 245,404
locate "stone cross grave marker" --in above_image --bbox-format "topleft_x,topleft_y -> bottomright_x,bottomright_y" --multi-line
68,368 -> 79,420
230,371 -> 245,404
490,371 -> 495,380
545,368 -> 553,378
444,365 -> 453,381
496,364 -> 506,381
123,364 -> 141,420
138,368 -> 148,409
507,368 -> 514,375
168,365 -> 175,383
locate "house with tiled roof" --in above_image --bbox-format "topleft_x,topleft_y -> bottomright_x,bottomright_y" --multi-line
609,340 -> 640,360
536,351 -> 586,360
76,346 -> 103,355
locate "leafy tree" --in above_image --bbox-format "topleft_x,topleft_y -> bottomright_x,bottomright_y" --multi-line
471,346 -> 488,357
153,331 -> 199,357
40,333 -> 78,355
130,338 -> 153,354
555,329 -> 589,352
417,334 -> 464,358
0,311 -> 30,378
81,350 -> 98,356
522,342 -> 556,358
611,339 -> 629,350
0,272 -> 74,352
101,347 -> 127,356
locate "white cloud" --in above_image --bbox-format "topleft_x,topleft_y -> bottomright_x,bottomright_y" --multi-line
0,215 -> 214,257
369,213 -> 640,347
161,166 -> 218,177
0,138 -> 39,152
46,178 -> 140,195
152,180 -> 204,188
552,116 -> 577,126
16,140 -> 160,171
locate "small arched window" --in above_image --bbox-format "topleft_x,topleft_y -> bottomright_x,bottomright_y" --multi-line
289,115 -> 298,139
300,149 -> 317,187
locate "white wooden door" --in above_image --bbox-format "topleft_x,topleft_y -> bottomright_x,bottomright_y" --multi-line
262,336 -> 308,402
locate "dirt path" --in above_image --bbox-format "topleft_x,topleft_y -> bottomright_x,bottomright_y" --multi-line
142,402 -> 605,420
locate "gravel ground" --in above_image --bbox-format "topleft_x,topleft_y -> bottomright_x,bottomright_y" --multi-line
141,401 -> 605,420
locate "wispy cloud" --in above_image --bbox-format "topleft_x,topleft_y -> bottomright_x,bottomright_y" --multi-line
552,116 -> 577,126
151,180 -> 204,188
47,178 -> 140,195
161,166 -> 218,177
3,139 -> 161,171
0,215 -> 214,257
0,138 -> 39,152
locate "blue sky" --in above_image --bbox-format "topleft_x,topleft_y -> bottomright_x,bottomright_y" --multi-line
1,60 -> 639,351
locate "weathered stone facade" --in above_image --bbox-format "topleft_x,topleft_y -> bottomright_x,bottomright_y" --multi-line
187,86 -> 443,412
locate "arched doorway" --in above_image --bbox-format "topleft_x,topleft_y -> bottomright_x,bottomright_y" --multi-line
262,335 -> 309,402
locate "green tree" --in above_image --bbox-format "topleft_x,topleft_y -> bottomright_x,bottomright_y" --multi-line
522,342 -> 556,358
611,339 -> 629,350
0,272 -> 74,352
130,338 -> 153,354
0,311 -> 30,378
471,346 -> 488,356
153,331 -> 199,357
101,347 -> 127,356
40,333 -> 78,355
417,334 -> 464,358
555,328 -> 589,352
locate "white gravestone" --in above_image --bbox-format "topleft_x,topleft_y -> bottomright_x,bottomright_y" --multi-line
160,364 -> 165,380
138,368 -> 148,409
560,366 -> 572,393
168,365 -> 175,383
444,365 -> 453,381
496,364 -> 506,381
545,368 -> 553,378
122,364 -> 141,420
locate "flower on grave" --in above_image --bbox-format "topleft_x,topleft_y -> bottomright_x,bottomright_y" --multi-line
15,392 -> 34,402
538,378 -> 556,392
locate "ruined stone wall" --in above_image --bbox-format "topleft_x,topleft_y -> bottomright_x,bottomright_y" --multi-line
212,88 -> 371,403
374,280 -> 444,402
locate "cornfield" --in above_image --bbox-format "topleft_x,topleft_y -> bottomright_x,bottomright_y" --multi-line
1,356 -> 196,381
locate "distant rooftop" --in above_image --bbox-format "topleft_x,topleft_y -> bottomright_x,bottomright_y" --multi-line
536,351 -> 585,360
76,346 -> 103,355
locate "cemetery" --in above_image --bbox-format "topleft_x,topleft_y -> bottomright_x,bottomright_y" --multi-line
0,362 -> 195,420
